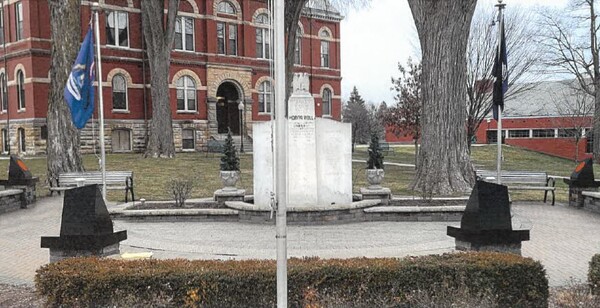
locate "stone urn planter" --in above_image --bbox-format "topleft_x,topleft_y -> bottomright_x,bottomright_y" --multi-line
366,169 -> 385,190
220,170 -> 240,191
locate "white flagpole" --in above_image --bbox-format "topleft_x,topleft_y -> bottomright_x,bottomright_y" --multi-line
92,4 -> 107,200
496,0 -> 505,185
274,0 -> 287,306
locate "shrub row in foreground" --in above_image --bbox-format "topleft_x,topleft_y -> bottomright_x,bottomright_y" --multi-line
35,252 -> 548,307
591,254 -> 600,295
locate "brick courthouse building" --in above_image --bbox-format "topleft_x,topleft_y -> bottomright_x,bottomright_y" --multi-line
0,0 -> 342,155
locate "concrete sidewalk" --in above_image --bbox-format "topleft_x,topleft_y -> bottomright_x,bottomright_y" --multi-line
1,196 -> 599,287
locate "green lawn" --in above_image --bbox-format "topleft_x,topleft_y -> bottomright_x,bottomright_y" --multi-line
0,144 -> 587,203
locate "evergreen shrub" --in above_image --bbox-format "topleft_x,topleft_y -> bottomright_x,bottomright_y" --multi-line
35,252 -> 548,307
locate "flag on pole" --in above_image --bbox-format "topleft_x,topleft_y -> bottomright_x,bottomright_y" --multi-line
65,26 -> 96,129
492,18 -> 507,121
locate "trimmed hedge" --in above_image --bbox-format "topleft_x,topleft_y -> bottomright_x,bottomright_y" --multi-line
591,254 -> 600,295
35,252 -> 548,307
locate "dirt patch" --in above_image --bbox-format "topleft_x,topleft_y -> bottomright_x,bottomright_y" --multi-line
0,284 -> 46,308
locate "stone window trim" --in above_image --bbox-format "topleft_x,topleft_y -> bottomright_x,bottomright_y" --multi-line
251,9 -> 270,25
171,69 -> 203,88
214,0 -> 242,21
318,27 -> 333,40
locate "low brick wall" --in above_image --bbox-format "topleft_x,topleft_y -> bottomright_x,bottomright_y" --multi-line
111,199 -> 466,224
0,189 -> 26,214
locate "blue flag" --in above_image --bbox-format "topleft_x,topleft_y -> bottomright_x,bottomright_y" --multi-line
492,18 -> 507,121
65,26 -> 95,129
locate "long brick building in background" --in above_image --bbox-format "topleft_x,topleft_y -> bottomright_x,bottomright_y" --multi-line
0,0 -> 342,155
386,80 -> 594,161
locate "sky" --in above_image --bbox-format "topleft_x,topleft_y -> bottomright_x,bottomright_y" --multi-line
339,0 -> 570,105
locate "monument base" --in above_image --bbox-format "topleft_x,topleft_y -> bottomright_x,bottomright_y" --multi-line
447,226 -> 529,256
214,189 -> 245,204
0,178 -> 38,207
455,240 -> 522,255
568,186 -> 598,208
48,243 -> 120,263
360,187 -> 391,205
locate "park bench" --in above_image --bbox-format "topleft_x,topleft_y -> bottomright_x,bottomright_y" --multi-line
475,170 -> 556,205
205,138 -> 225,156
378,142 -> 390,154
49,171 -> 135,202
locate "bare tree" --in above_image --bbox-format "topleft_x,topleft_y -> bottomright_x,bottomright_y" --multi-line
407,0 -> 477,195
342,86 -> 369,151
384,58 -> 421,166
466,5 -> 541,149
539,0 -> 600,161
551,84 -> 594,161
141,0 -> 180,158
46,0 -> 84,183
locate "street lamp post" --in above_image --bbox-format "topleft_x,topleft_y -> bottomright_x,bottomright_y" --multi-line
238,100 -> 244,153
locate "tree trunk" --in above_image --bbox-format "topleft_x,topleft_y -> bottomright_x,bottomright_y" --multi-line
594,84 -> 600,162
414,138 -> 419,167
46,0 -> 84,183
141,0 -> 179,158
408,0 -> 476,195
575,138 -> 580,162
284,1 -> 308,103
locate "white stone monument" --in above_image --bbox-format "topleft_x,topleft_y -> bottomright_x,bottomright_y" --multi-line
253,73 -> 352,208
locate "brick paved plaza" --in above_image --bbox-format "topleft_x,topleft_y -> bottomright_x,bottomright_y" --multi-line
1,196 -> 599,287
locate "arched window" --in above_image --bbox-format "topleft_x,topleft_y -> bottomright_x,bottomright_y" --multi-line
258,81 -> 272,113
112,128 -> 131,152
217,1 -> 235,14
176,76 -> 197,112
18,127 -> 25,152
294,28 -> 302,65
16,70 -> 25,110
320,30 -> 330,68
112,74 -> 127,111
322,88 -> 332,116
255,14 -> 270,59
0,73 -> 6,111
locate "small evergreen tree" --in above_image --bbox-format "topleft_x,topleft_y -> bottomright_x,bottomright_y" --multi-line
366,133 -> 384,170
220,130 -> 240,171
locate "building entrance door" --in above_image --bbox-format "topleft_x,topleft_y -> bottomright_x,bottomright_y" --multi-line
216,82 -> 240,134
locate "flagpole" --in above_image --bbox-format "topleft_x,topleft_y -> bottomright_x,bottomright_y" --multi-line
274,0 -> 287,306
92,4 -> 107,200
496,0 -> 505,185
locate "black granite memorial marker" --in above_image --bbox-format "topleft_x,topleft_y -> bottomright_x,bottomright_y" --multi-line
41,184 -> 127,262
564,158 -> 600,207
0,155 -> 39,206
447,180 -> 529,255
